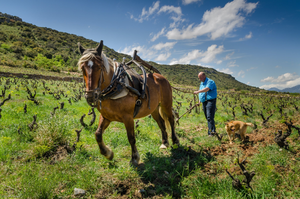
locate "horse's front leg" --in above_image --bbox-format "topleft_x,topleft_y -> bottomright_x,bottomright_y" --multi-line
95,115 -> 113,160
124,116 -> 140,166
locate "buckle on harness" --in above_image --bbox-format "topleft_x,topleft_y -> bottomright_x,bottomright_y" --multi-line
133,99 -> 142,118
136,99 -> 142,106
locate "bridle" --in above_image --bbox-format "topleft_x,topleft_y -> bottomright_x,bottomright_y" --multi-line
79,40 -> 105,108
82,63 -> 105,108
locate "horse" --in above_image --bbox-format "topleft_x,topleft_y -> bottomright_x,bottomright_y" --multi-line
77,40 -> 179,166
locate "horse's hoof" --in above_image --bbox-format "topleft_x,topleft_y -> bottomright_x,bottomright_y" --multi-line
105,150 -> 114,160
159,144 -> 168,149
130,159 -> 139,167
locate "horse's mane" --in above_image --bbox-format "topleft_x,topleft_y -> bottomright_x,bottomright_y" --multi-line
77,52 -> 113,73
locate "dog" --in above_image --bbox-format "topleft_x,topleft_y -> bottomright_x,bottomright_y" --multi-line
225,121 -> 254,144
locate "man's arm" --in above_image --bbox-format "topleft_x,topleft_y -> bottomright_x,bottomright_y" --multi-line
193,87 -> 210,94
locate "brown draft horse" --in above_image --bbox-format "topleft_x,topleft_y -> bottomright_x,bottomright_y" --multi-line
77,40 -> 179,166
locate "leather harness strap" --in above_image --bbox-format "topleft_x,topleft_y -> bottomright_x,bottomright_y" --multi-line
84,62 -> 148,118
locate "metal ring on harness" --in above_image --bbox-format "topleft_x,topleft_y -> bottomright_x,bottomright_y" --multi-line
136,99 -> 142,106
133,99 -> 142,118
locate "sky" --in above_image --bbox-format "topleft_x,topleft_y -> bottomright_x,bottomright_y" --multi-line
1,0 -> 300,90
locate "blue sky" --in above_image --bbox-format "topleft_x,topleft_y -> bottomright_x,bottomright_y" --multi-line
1,0 -> 300,89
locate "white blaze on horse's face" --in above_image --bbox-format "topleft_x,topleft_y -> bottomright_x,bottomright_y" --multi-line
87,60 -> 94,74
88,60 -> 94,68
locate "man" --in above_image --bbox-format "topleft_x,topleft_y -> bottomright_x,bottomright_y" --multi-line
194,72 -> 217,136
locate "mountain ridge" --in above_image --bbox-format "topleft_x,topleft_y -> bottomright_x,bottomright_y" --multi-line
268,85 -> 300,93
0,13 -> 259,91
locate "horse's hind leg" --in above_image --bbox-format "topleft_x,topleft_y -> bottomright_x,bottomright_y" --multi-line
168,110 -> 180,145
95,115 -> 113,160
160,106 -> 180,146
124,116 -> 140,166
151,107 -> 169,149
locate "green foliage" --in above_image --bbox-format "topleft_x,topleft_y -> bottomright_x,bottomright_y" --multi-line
34,54 -> 65,72
0,31 -> 7,41
1,43 -> 11,51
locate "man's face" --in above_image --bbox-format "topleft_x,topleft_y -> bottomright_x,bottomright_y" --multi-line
198,74 -> 205,82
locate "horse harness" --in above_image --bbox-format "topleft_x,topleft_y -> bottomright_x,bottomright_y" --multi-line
84,61 -> 149,118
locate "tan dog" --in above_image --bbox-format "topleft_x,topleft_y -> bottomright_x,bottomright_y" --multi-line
225,121 -> 254,144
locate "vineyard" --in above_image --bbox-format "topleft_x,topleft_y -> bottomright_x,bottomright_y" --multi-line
0,75 -> 300,198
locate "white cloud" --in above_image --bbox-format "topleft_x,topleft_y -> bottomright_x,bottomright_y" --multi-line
239,31 -> 252,41
200,64 -> 215,68
131,1 -> 184,28
182,0 -> 202,5
118,42 -> 175,62
245,31 -> 252,39
118,45 -> 155,60
155,52 -> 171,61
217,68 -> 233,75
246,67 -> 256,71
158,5 -> 184,28
227,60 -> 239,67
152,42 -> 177,50
185,40 -> 204,46
166,0 -> 258,40
133,1 -> 160,22
224,51 -> 235,60
150,27 -> 166,42
200,45 -> 224,63
158,5 -> 182,16
260,76 -> 275,82
238,70 -> 245,78
170,49 -> 200,65
169,44 -> 224,65
261,73 -> 299,83
260,73 -> 300,90
260,77 -> 300,90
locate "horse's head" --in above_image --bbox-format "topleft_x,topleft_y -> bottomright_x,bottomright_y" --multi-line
77,40 -> 111,107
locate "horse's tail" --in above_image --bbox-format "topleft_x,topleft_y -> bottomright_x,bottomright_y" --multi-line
159,106 -> 172,133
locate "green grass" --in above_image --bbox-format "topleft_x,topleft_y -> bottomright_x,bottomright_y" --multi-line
0,76 -> 300,198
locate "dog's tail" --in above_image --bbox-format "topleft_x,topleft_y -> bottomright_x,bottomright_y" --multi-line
245,123 -> 254,127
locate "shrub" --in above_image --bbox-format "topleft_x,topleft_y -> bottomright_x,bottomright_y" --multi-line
1,43 -> 11,52
24,48 -> 38,58
0,31 -> 7,41
8,34 -> 18,41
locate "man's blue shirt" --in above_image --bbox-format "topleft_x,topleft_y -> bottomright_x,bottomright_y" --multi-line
199,77 -> 217,103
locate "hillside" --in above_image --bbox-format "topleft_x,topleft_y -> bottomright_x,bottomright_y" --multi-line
0,13 -> 259,91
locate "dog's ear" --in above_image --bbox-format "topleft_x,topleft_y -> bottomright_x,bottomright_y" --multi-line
225,120 -> 231,125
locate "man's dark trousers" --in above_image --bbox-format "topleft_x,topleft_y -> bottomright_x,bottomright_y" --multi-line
202,98 -> 216,135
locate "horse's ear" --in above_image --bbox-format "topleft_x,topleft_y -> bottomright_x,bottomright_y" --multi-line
78,42 -> 85,54
96,40 -> 103,56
